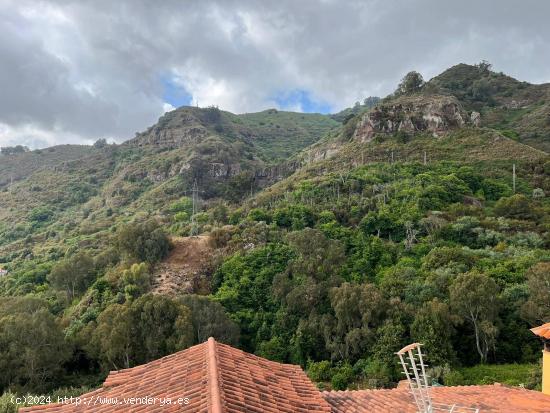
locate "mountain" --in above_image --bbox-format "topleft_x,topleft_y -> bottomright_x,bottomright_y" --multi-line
0,106 -> 338,267
330,96 -> 381,122
0,144 -> 98,188
427,63 -> 550,152
0,64 -> 549,401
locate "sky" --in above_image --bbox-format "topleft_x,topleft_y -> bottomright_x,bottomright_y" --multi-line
0,0 -> 549,149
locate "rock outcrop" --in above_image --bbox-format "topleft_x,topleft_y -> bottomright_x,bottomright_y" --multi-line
353,95 -> 471,142
470,111 -> 481,127
130,110 -> 209,148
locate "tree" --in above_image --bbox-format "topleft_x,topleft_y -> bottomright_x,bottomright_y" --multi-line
371,320 -> 407,380
494,194 -> 536,220
396,71 -> 424,95
521,262 -> 550,324
286,228 -> 346,280
89,303 -> 134,370
477,60 -> 492,73
179,295 -> 239,345
93,138 -> 108,148
363,96 -> 380,108
411,299 -> 456,366
210,202 -> 228,224
89,294 -> 193,370
120,262 -> 152,299
115,220 -> 170,264
328,282 -> 386,359
28,207 -> 54,223
0,297 -> 70,392
47,252 -> 95,301
0,145 -> 29,156
450,272 -> 499,363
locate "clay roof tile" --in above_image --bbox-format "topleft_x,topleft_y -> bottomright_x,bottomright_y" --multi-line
19,338 -> 550,413
531,322 -> 550,340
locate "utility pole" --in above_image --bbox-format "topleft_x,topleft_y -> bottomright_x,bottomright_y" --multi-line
512,163 -> 516,193
189,179 -> 200,235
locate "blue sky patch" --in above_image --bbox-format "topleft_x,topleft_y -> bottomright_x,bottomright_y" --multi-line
161,75 -> 193,108
272,89 -> 333,114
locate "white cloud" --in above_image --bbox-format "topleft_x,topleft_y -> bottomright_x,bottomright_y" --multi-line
0,122 -> 93,149
0,0 -> 549,148
162,103 -> 176,113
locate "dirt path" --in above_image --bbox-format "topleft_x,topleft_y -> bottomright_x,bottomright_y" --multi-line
152,235 -> 213,295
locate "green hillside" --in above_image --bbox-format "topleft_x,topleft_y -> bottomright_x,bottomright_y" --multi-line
0,64 -> 549,402
234,109 -> 339,160
0,145 -> 98,188
427,63 -> 550,152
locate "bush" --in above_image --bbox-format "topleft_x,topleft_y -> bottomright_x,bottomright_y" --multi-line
330,363 -> 354,390
307,360 -> 333,382
174,211 -> 189,222
448,364 -> 537,387
28,207 -> 53,223
115,220 -> 170,264
494,194 -> 536,220
169,197 -> 193,214
444,370 -> 465,386
0,391 -> 31,413
256,337 -> 288,363
248,208 -> 272,223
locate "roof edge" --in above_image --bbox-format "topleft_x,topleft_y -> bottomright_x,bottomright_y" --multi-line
322,382 -> 537,395
531,322 -> 550,339
207,337 -> 223,413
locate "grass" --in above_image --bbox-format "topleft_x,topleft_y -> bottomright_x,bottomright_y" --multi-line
234,110 -> 339,161
448,363 -> 539,388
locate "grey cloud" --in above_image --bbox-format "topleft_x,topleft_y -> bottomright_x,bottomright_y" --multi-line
0,0 -> 549,147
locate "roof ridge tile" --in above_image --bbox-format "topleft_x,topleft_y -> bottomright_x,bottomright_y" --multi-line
207,337 -> 223,413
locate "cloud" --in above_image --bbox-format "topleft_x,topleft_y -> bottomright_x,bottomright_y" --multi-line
0,0 -> 549,148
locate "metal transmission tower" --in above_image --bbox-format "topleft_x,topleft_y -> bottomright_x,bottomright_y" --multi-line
184,180 -> 205,236
396,343 -> 479,413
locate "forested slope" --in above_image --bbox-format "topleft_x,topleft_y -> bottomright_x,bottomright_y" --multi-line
0,64 -> 548,405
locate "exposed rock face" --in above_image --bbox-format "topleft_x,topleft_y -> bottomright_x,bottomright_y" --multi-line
123,107 -> 304,191
353,95 -> 469,142
309,146 -> 340,162
470,111 -> 481,127
129,110 -> 209,148
253,160 -> 302,186
207,162 -> 240,178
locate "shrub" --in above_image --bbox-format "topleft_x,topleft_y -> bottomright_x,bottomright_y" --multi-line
174,211 -> 189,222
330,363 -> 354,390
444,370 -> 465,386
481,179 -> 511,201
28,207 -> 53,223
247,208 -> 272,223
115,220 -> 170,264
494,194 -> 536,220
307,360 -> 333,382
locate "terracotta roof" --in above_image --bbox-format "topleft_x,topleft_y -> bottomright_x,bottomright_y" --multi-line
19,338 -> 550,413
531,322 -> 550,340
20,337 -> 332,413
322,383 -> 550,413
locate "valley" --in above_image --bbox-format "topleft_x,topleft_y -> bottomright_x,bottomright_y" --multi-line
0,63 -> 549,405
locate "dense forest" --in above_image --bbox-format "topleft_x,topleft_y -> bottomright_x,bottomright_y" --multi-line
0,63 -> 549,410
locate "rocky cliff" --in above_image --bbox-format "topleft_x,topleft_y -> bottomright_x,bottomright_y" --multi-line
352,95 -> 474,142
